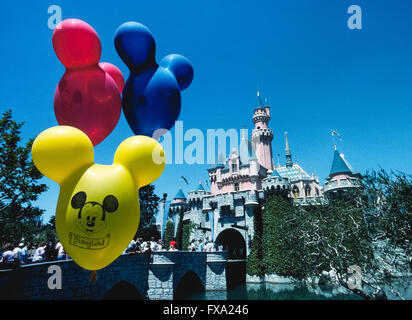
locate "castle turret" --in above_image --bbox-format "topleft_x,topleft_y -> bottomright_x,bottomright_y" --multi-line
323,145 -> 361,199
262,168 -> 291,198
252,91 -> 274,173
188,180 -> 208,207
170,186 -> 190,235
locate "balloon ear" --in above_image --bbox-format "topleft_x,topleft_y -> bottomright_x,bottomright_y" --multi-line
71,191 -> 87,209
103,195 -> 119,213
159,54 -> 194,91
113,136 -> 165,188
114,21 -> 156,71
31,126 -> 94,184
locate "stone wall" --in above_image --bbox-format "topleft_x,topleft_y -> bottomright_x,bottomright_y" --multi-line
0,251 -> 227,300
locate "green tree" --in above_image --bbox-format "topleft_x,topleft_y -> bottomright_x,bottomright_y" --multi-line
135,184 -> 160,240
262,195 -> 307,278
182,221 -> 196,251
260,195 -> 377,299
34,216 -> 57,244
359,170 -> 412,299
0,110 -> 47,246
176,220 -> 184,250
246,205 -> 264,277
163,220 -> 175,249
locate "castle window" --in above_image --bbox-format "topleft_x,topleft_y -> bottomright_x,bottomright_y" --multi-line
232,163 -> 238,173
305,185 -> 311,197
234,183 -> 240,191
292,186 -> 300,200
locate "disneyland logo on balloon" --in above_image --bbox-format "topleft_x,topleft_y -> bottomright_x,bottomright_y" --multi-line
152,121 -> 260,167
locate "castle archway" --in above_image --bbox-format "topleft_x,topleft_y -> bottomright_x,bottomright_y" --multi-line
174,271 -> 205,300
216,228 -> 246,289
101,281 -> 146,300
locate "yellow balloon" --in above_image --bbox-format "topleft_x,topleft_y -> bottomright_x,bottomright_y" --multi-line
31,126 -> 166,270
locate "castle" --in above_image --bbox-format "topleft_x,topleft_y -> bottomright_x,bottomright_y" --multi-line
156,92 -> 361,257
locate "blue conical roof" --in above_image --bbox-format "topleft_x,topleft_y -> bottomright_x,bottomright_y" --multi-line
195,181 -> 205,192
271,169 -> 281,178
255,91 -> 265,109
330,149 -> 353,176
174,187 -> 186,199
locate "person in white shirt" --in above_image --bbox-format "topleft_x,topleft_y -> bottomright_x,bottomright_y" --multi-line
150,237 -> 157,251
13,243 -> 23,265
55,242 -> 66,260
188,239 -> 197,251
32,243 -> 46,263
21,243 -> 29,263
0,243 -> 17,267
141,240 -> 148,252
204,240 -> 213,252
157,240 -> 165,251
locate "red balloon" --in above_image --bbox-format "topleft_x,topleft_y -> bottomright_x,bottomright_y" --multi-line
52,19 -> 123,146
53,19 -> 101,69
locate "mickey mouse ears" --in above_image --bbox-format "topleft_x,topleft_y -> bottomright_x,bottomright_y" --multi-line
114,21 -> 156,71
53,19 -> 101,69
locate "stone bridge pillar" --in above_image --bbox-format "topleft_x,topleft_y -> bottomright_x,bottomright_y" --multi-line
147,252 -> 174,300
205,252 -> 227,291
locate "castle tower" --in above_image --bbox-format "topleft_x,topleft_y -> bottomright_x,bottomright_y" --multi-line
285,132 -> 293,168
323,145 -> 361,199
252,91 -> 274,173
170,186 -> 190,235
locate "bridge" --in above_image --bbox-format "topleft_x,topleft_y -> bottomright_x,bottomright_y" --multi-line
0,251 -> 227,300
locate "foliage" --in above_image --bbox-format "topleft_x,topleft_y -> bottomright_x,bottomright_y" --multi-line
135,184 -> 160,239
0,110 -> 47,247
176,220 -> 183,250
182,221 -> 196,251
262,196 -> 301,277
360,169 -> 412,254
163,220 -> 175,249
250,169 -> 412,299
246,205 -> 264,277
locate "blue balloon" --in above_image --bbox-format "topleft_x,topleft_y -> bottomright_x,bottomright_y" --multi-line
114,22 -> 194,137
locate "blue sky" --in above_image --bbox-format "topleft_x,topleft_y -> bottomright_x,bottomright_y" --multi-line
1,0 -> 411,222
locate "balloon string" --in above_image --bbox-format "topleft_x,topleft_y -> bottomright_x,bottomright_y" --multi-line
90,270 -> 97,282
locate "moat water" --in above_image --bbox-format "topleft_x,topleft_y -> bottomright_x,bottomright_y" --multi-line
186,280 -> 412,300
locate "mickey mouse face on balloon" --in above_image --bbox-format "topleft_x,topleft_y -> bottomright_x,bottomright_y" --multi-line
114,21 -> 194,137
71,191 -> 119,234
31,126 -> 166,270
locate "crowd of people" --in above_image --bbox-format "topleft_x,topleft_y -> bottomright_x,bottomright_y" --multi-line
0,237 -> 224,268
0,240 -> 67,269
123,237 -> 224,254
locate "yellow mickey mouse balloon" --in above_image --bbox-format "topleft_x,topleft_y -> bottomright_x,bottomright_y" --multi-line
31,126 -> 165,270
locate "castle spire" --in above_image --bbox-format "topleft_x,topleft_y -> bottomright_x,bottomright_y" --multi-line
255,90 -> 265,109
285,132 -> 293,168
195,179 -> 205,192
174,186 -> 186,200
